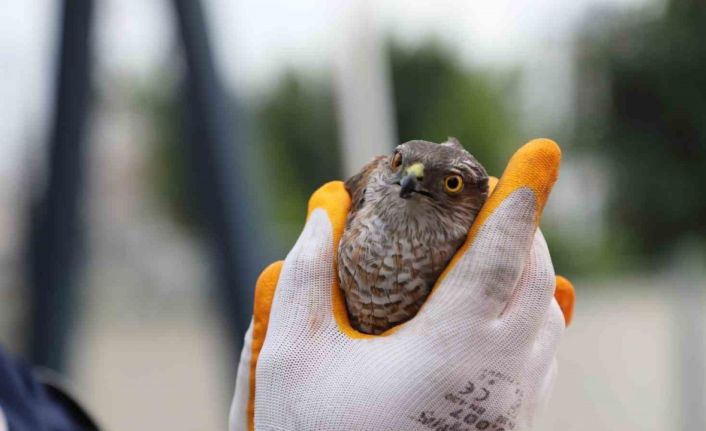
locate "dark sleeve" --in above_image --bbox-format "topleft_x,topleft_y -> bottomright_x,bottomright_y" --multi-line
0,346 -> 99,431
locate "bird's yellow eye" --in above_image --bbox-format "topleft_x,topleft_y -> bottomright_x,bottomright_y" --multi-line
391,152 -> 402,170
444,175 -> 464,193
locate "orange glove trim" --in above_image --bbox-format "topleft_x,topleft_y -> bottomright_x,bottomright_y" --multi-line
422,138 -> 561,323
554,275 -> 575,326
248,261 -> 284,431
306,181 -> 374,338
487,173 -> 575,327
436,138 -> 560,281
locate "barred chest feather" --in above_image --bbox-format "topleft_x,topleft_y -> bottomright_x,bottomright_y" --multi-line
338,211 -> 465,335
337,139 -> 488,334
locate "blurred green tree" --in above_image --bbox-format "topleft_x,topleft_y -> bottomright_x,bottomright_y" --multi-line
137,40 -> 519,252
254,72 -> 341,247
258,40 -> 518,248
390,40 -> 517,176
575,0 -> 706,259
135,77 -> 203,232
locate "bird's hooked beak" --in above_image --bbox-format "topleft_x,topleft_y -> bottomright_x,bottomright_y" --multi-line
399,163 -> 424,199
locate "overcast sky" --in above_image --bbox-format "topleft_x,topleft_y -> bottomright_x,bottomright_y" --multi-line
0,0 -> 654,182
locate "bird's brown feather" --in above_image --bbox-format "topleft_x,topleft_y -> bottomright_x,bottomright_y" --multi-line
338,140 -> 488,334
344,155 -> 387,221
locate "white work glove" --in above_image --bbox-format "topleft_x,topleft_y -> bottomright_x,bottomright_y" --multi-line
230,139 -> 575,431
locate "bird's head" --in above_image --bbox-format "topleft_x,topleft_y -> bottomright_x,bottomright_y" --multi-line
367,138 -> 489,233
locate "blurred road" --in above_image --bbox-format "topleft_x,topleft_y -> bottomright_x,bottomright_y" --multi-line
537,277 -> 685,430
71,298 -> 231,431
44,276 -> 694,430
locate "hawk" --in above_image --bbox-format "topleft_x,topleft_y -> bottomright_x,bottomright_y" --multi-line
338,138 -> 489,334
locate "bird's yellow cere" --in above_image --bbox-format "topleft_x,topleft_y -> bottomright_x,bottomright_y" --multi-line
405,162 -> 424,179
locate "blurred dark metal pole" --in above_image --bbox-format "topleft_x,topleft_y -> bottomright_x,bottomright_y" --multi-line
171,0 -> 261,356
27,0 -> 94,371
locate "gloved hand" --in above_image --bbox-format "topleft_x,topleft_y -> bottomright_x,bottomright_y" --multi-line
230,139 -> 575,431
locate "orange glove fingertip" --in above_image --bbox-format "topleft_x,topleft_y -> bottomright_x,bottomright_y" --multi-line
554,275 -> 575,327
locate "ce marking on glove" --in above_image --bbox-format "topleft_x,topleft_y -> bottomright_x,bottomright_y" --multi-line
412,369 -> 521,431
